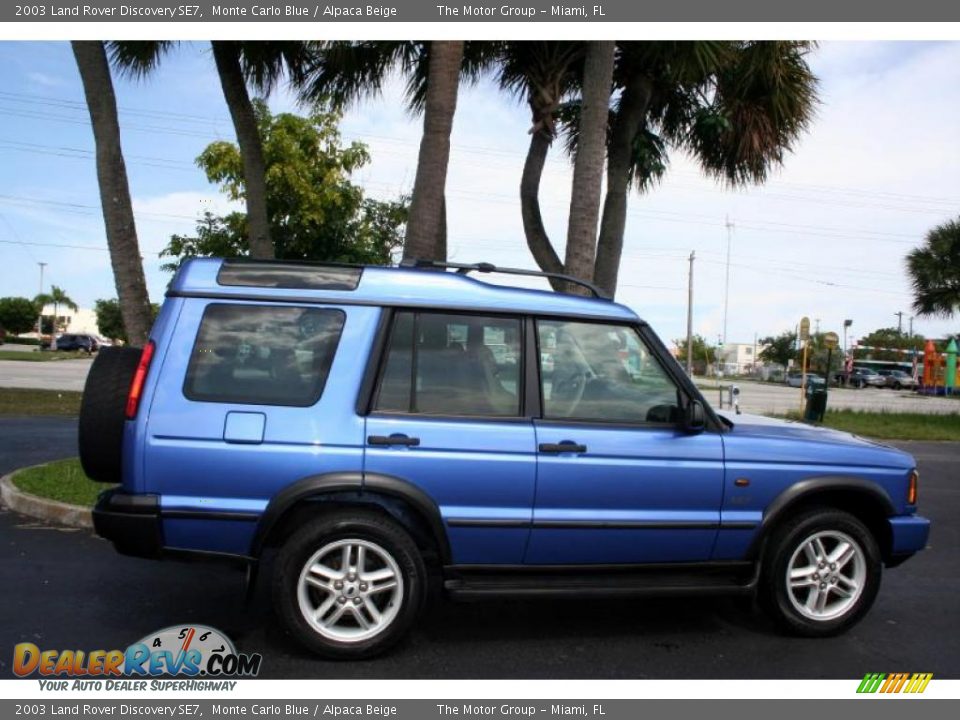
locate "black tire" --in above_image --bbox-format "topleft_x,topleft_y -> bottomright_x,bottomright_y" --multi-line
759,508 -> 881,637
272,509 -> 427,659
78,347 -> 142,484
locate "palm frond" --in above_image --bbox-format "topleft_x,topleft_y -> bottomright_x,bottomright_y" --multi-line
107,41 -> 177,79
908,218 -> 960,317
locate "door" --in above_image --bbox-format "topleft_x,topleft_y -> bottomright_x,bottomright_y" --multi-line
525,319 -> 724,565
363,310 -> 536,565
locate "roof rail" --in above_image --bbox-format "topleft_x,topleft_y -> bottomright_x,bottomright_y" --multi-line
399,259 -> 610,300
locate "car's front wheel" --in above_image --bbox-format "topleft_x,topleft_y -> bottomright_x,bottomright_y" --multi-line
272,509 -> 426,659
760,508 -> 881,636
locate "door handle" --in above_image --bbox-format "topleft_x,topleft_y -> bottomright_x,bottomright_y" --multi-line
368,434 -> 420,447
538,441 -> 587,454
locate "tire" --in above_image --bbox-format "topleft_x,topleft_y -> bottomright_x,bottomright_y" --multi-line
78,347 -> 142,484
760,508 -> 881,637
272,509 -> 427,659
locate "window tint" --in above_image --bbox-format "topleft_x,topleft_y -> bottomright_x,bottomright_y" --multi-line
184,304 -> 345,407
538,320 -> 680,424
375,312 -> 521,417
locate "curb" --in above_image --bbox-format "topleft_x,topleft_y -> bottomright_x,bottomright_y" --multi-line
0,467 -> 93,529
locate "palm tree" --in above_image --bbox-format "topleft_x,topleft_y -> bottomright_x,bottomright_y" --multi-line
108,41 -> 314,259
35,285 -> 79,348
299,41 -> 500,261
564,42 -> 615,293
908,217 -> 960,317
403,41 -> 464,261
71,41 -> 154,345
559,41 -> 818,297
497,42 -> 585,288
592,42 -> 727,295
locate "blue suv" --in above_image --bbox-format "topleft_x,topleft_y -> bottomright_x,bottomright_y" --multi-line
80,258 -> 930,658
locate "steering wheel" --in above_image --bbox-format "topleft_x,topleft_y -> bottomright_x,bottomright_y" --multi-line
551,369 -> 588,415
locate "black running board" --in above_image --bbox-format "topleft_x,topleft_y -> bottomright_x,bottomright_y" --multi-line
443,562 -> 759,601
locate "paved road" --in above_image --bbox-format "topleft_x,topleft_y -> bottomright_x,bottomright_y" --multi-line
0,359 -> 92,392
0,417 -> 957,679
702,379 -> 960,416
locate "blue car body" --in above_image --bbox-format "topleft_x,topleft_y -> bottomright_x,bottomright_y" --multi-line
94,257 -> 929,612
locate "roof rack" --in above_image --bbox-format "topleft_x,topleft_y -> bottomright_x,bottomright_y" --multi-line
399,259 -> 610,300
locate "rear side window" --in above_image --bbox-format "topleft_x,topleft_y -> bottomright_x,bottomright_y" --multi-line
184,304 -> 345,407
374,311 -> 522,417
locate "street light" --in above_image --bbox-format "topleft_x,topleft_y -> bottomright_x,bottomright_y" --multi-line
37,262 -> 47,340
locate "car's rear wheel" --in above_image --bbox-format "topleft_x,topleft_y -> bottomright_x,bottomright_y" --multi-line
272,509 -> 426,659
760,508 -> 881,636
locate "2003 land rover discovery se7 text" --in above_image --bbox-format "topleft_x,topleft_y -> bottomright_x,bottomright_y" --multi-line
81,258 -> 930,658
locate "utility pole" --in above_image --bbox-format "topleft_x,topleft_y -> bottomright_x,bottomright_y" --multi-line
36,262 -> 47,339
722,216 -> 733,347
815,318 -> 821,335
686,250 -> 695,376
895,311 -> 904,334
909,316 -> 914,336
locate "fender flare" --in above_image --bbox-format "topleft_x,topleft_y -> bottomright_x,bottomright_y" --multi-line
249,471 -> 451,563
746,475 -> 896,559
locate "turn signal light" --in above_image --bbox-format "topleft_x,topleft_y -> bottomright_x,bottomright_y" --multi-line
907,470 -> 919,505
125,341 -> 156,420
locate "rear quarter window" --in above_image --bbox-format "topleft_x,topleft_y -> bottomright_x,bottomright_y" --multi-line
183,304 -> 345,407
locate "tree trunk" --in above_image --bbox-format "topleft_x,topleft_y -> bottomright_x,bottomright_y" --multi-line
564,41 -> 615,295
520,129 -> 564,290
71,41 -> 153,345
435,194 -> 447,261
403,41 -> 464,263
594,74 -> 653,297
212,41 -> 273,260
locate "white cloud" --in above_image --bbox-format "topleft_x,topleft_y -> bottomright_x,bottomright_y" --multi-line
27,71 -> 63,87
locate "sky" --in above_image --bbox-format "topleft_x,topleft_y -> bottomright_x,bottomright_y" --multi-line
0,40 -> 958,350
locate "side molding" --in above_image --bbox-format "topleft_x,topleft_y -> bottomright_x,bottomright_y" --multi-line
249,471 -> 451,562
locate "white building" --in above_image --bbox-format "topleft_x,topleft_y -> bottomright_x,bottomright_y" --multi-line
39,304 -> 101,336
718,342 -> 767,375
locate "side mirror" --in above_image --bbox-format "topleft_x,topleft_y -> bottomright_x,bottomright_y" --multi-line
683,399 -> 706,433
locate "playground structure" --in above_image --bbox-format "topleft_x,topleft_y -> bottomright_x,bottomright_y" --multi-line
920,338 -> 959,395
849,339 -> 959,395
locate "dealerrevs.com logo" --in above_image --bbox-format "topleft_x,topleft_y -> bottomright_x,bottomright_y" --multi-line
13,625 -> 262,689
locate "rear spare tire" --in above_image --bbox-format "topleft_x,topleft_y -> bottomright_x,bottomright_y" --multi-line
78,347 -> 142,483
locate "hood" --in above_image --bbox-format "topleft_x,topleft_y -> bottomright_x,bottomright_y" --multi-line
716,410 -> 911,462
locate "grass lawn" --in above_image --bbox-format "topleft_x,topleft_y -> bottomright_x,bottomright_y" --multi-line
0,350 -> 89,362
12,458 -> 113,507
0,387 -> 83,416
783,409 -> 960,441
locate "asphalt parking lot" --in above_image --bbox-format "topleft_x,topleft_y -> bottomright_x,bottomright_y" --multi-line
0,416 -> 957,679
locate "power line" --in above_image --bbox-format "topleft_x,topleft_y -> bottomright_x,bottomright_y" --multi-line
2,88 -> 958,211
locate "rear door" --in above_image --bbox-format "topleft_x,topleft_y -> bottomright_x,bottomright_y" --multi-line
525,318 -> 725,565
144,300 -> 378,555
363,310 -> 537,564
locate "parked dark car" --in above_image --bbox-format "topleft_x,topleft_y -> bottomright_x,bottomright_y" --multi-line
54,333 -> 99,353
